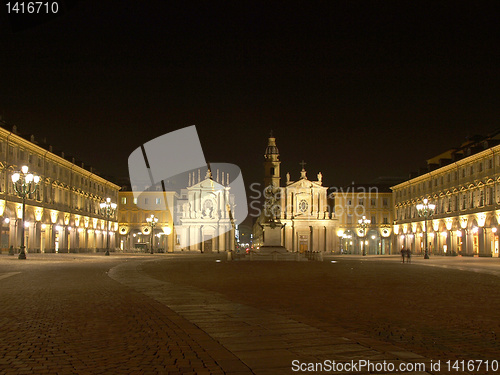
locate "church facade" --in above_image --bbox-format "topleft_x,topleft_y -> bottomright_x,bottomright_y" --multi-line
175,169 -> 236,252
253,134 -> 337,252
118,167 -> 236,253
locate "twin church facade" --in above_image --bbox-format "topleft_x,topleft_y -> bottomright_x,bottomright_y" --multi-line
0,121 -> 392,255
5,119 -> 498,257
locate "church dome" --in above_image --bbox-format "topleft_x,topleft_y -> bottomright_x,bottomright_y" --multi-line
265,137 -> 279,158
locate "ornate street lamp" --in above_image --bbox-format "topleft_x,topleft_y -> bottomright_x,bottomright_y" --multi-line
100,198 -> 117,256
146,214 -> 158,254
358,215 -> 371,256
11,166 -> 40,259
416,198 -> 436,259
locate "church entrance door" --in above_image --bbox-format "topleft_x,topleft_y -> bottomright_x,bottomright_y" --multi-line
203,235 -> 213,253
299,235 -> 309,253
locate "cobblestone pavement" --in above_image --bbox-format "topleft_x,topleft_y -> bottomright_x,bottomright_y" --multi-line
126,254 -> 500,374
0,254 -> 249,375
110,255 -> 475,375
2,253 -> 497,374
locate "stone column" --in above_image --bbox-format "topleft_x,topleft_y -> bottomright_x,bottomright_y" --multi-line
465,230 -> 474,255
483,228 -> 492,256
219,229 -> 226,252
478,227 -> 486,256
285,225 -> 292,250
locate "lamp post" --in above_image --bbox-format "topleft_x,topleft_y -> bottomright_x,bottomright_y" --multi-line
358,216 -> 371,256
11,166 -> 40,259
146,214 -> 158,254
100,198 -> 117,256
416,198 -> 435,259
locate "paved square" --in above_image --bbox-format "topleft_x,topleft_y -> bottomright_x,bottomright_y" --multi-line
1,253 -> 499,374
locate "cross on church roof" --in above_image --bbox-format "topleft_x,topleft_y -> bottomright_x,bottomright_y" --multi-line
300,160 -> 307,170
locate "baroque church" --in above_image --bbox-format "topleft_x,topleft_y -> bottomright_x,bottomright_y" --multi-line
119,165 -> 238,253
253,134 -> 337,252
175,168 -> 236,252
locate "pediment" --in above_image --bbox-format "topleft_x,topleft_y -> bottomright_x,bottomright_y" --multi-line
188,178 -> 225,191
286,178 -> 323,190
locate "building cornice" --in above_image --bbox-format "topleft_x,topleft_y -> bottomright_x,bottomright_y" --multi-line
0,126 -> 120,189
391,145 -> 500,190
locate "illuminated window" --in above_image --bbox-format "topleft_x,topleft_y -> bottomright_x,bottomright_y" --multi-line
298,199 -> 308,213
121,197 -> 127,205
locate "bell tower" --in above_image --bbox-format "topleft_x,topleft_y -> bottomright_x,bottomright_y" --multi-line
264,131 -> 281,188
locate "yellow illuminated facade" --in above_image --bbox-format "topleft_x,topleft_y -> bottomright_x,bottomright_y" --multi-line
0,123 -> 120,253
330,188 -> 393,254
118,190 -> 176,252
392,135 -> 500,257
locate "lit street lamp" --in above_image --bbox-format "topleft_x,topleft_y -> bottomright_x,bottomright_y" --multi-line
11,166 -> 40,259
146,214 -> 158,254
416,198 -> 436,259
100,198 -> 117,256
358,215 -> 371,256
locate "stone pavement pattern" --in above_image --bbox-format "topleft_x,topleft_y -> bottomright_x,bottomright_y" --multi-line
2,254 -> 493,374
0,255 -> 248,375
136,255 -> 500,365
110,258 -> 450,375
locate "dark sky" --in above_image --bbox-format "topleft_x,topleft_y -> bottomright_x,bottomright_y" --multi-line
0,1 -> 498,189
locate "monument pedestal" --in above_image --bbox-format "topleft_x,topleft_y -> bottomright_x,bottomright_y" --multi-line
259,223 -> 287,254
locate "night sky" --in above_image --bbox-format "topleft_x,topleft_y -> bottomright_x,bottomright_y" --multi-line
0,1 -> 498,189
